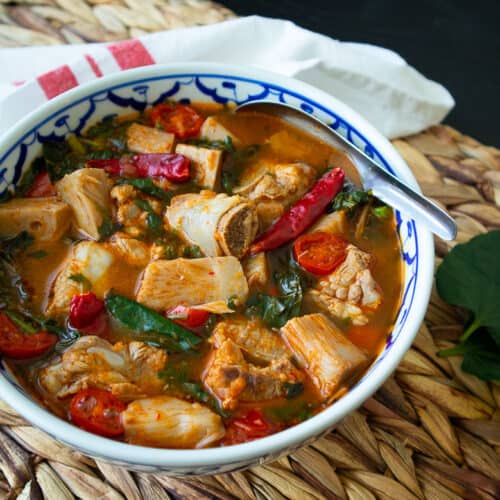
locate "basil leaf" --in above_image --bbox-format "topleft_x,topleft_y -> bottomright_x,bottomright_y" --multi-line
436,231 -> 500,345
105,294 -> 202,352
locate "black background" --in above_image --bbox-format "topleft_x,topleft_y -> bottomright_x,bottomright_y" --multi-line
222,0 -> 500,146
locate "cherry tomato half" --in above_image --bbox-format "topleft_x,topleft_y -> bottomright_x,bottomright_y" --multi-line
70,388 -> 126,437
0,313 -> 57,360
26,171 -> 56,197
69,293 -> 108,337
222,409 -> 276,445
166,305 -> 209,329
293,232 -> 348,275
151,103 -> 204,140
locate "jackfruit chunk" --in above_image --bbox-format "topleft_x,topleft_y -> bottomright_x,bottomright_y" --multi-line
57,168 -> 111,240
175,143 -> 223,190
127,123 -> 174,153
0,197 -> 71,242
46,241 -> 114,316
122,396 -> 225,448
136,257 -> 248,311
281,313 -> 368,400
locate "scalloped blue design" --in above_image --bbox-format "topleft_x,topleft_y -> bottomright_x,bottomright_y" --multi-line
0,72 -> 418,424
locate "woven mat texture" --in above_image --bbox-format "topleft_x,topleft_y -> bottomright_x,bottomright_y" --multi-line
1,2 -> 500,499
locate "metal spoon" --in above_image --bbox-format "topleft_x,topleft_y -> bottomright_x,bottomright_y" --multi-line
235,100 -> 457,241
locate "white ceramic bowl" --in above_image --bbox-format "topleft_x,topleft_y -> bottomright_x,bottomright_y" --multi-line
0,63 -> 434,475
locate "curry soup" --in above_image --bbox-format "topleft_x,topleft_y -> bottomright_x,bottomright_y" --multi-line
0,101 -> 402,448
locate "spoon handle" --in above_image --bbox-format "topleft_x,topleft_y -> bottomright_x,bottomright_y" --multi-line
317,120 -> 457,241
366,166 -> 457,241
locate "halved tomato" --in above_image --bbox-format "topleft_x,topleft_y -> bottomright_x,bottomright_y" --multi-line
151,103 -> 204,139
70,388 -> 126,437
0,313 -> 57,360
293,232 -> 348,275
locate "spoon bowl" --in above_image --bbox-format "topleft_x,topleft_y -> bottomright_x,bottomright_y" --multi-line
236,100 -> 457,241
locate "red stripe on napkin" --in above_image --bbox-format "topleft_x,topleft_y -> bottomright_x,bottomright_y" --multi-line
37,65 -> 79,99
85,54 -> 103,77
107,40 -> 155,70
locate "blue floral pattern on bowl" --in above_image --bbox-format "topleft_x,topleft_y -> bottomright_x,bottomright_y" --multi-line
0,71 -> 418,473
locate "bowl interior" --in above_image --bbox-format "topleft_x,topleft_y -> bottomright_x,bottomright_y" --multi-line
0,65 -> 432,472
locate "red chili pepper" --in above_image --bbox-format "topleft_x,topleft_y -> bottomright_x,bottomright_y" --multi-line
0,313 -> 57,360
165,305 -> 210,330
86,154 -> 190,183
222,408 -> 276,445
249,168 -> 345,255
25,171 -> 56,197
69,293 -> 107,336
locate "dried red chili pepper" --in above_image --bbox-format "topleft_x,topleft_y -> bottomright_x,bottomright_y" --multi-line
85,153 -> 190,183
249,167 -> 345,255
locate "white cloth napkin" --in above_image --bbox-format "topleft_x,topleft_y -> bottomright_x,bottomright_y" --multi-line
0,15 -> 454,138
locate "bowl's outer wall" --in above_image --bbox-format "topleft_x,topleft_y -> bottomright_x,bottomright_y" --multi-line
0,63 -> 434,473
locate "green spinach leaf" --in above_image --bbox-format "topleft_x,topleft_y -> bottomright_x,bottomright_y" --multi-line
134,199 -> 164,238
186,135 -> 235,153
246,270 -> 303,328
331,187 -> 371,212
69,273 -> 91,289
117,178 -> 171,201
105,294 -> 202,352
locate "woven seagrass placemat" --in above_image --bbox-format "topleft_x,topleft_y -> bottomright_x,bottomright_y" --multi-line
1,2 -> 500,499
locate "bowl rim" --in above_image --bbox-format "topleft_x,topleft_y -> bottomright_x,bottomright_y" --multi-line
0,62 -> 434,468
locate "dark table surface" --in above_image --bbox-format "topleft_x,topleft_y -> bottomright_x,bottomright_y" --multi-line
222,0 -> 500,147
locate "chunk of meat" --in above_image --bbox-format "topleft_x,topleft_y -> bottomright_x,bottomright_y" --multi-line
242,252 -> 269,292
0,197 -> 71,242
136,257 -> 248,311
211,317 -> 289,363
39,336 -> 167,401
304,244 -> 382,325
56,168 -> 111,240
200,116 -> 241,146
233,161 -> 317,229
308,210 -> 347,235
204,339 -> 304,410
175,144 -> 223,190
122,396 -> 225,448
166,191 -> 258,258
281,313 -> 368,400
109,232 -> 150,267
127,123 -> 174,153
46,241 -> 114,317
110,184 -> 164,238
